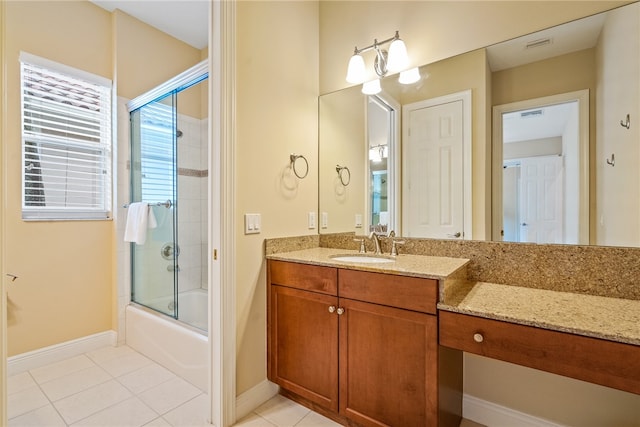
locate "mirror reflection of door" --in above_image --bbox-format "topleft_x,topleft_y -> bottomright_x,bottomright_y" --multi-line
402,97 -> 465,239
500,99 -> 585,244
366,94 -> 399,234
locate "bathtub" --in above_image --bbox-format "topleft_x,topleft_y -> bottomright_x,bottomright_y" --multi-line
125,289 -> 208,391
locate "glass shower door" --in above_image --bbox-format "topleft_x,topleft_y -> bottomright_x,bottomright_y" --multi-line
129,93 -> 178,318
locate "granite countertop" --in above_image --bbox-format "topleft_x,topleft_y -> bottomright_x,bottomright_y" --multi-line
266,247 -> 470,280
266,245 -> 639,347
439,281 -> 640,346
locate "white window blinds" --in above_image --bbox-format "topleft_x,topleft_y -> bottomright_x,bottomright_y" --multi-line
138,102 -> 175,204
20,52 -> 112,220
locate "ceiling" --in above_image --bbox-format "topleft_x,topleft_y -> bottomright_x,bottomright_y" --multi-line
90,0 -> 209,49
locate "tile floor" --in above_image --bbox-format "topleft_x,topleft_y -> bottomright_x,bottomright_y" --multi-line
8,345 -> 483,427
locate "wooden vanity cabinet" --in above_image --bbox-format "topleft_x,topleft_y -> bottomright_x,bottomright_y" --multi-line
268,260 -> 458,427
439,311 -> 640,395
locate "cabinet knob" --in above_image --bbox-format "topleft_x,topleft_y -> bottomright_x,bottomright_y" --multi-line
328,305 -> 336,313
473,333 -> 484,343
336,307 -> 345,315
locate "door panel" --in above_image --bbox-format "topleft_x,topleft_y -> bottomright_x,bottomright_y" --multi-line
519,156 -> 564,243
404,100 -> 464,239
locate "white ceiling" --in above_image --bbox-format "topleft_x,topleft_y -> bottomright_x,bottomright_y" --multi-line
503,102 -> 577,144
90,0 -> 209,49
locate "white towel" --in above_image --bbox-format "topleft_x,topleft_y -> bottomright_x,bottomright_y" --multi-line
124,202 -> 157,245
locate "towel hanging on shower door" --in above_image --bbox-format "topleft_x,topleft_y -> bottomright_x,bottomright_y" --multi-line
124,202 -> 157,245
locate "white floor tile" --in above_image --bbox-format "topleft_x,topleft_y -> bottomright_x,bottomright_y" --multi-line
95,352 -> 153,378
142,417 -> 172,427
162,393 -> 210,427
295,411 -> 342,427
30,355 -> 96,384
137,377 -> 202,415
53,380 -> 133,425
7,385 -> 50,420
70,397 -> 158,427
117,363 -> 176,395
233,413 -> 277,427
8,404 -> 66,426
86,345 -> 137,365
40,365 -> 112,402
253,395 -> 310,427
7,372 -> 37,395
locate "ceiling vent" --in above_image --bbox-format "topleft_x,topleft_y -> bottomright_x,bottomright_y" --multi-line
525,38 -> 553,50
521,109 -> 544,118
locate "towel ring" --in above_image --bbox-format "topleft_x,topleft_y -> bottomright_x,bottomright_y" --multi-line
290,154 -> 309,179
336,165 -> 351,186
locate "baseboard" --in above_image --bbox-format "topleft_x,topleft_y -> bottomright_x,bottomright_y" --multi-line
463,394 -> 567,427
7,330 -> 117,376
235,379 -> 279,421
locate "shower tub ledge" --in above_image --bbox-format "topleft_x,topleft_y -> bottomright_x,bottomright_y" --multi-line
125,298 -> 208,391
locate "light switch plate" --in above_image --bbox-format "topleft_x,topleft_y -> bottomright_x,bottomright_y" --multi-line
308,212 -> 316,229
321,212 -> 328,229
355,214 -> 363,228
244,213 -> 261,234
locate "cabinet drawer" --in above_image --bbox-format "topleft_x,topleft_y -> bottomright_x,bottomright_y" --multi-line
269,260 -> 337,295
339,269 -> 437,314
439,311 -> 640,395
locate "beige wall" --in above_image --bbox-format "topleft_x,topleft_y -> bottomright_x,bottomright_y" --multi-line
0,0 -> 7,422
595,2 -> 640,246
318,86 -> 365,234
2,1 -> 204,356
235,1 -> 319,394
4,1 -> 113,356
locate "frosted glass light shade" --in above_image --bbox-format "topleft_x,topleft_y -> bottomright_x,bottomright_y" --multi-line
361,79 -> 381,95
346,54 -> 366,84
387,38 -> 409,72
399,67 -> 420,84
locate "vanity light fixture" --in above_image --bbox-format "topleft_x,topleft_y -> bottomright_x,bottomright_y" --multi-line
399,67 -> 420,84
346,31 -> 409,84
362,79 -> 382,95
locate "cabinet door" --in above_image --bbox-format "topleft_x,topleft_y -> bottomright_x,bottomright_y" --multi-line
269,285 -> 339,411
339,298 -> 438,427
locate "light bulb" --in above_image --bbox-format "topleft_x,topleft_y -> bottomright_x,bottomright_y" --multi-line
399,67 -> 420,84
346,53 -> 366,84
361,79 -> 381,95
387,38 -> 409,72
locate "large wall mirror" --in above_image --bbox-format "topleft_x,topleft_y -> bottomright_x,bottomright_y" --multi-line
318,1 -> 639,247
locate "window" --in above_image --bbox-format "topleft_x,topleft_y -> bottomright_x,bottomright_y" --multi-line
20,52 -> 112,220
137,100 -> 175,204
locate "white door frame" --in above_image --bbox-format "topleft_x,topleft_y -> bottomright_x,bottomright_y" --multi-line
492,90 -> 589,244
401,90 -> 473,239
365,92 -> 401,234
210,1 -> 236,426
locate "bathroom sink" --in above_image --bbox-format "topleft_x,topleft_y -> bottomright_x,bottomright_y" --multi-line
329,254 -> 395,263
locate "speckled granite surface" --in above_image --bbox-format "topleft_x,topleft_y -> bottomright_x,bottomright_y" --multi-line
266,247 -> 469,280
265,235 -> 319,255
439,282 -> 640,346
319,233 -> 640,301
265,235 -> 640,347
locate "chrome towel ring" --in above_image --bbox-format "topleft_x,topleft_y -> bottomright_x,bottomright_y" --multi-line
336,165 -> 351,186
290,153 -> 309,179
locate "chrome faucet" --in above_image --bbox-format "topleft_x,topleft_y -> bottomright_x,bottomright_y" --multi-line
368,231 -> 383,255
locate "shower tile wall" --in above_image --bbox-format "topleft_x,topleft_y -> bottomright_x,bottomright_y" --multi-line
176,113 -> 208,293
115,98 -> 208,345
